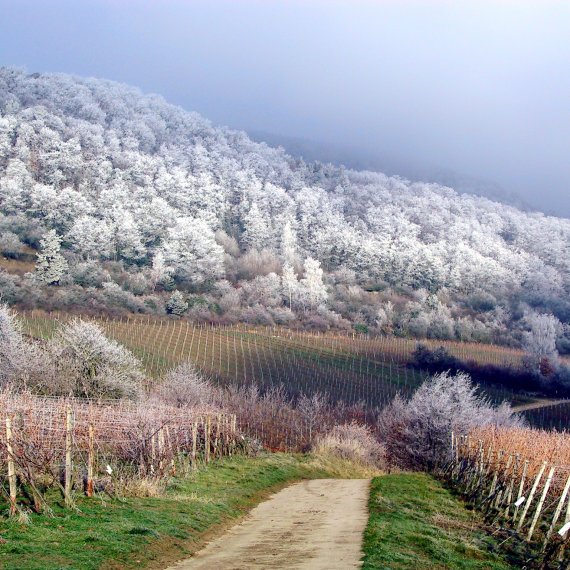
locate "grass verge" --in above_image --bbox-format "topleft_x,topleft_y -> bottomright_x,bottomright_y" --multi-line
361,473 -> 514,569
0,453 -> 339,570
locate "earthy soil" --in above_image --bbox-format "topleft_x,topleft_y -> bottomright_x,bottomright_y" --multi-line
167,478 -> 370,570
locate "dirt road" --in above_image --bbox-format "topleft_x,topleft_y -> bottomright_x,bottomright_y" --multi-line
513,398 -> 568,412
167,478 -> 370,570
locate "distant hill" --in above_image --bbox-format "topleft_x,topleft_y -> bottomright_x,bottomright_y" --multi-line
0,67 -> 569,344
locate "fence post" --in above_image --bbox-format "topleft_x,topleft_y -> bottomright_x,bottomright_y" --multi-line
191,421 -> 198,470
205,416 -> 211,464
65,405 -> 73,508
514,460 -> 529,522
543,472 -> 570,550
5,416 -> 17,516
86,424 -> 94,497
504,454 -> 520,517
158,427 -> 165,475
527,466 -> 555,541
517,461 -> 547,532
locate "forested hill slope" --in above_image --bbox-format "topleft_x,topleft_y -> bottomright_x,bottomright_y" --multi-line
0,68 -> 569,347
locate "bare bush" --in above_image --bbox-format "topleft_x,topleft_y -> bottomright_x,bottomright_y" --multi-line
378,371 -> 523,471
314,422 -> 386,468
48,319 -> 145,399
153,362 -> 216,407
236,248 -> 281,280
0,304 -> 50,390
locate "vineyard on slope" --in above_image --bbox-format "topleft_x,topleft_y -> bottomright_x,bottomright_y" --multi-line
20,312 -> 569,430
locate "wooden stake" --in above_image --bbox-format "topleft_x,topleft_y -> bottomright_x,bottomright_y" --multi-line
205,416 -> 211,464
191,421 -> 198,471
543,472 -> 570,550
86,424 -> 94,497
504,454 -> 520,518
517,461 -> 546,532
5,416 -> 17,516
514,460 -> 529,523
158,427 -> 165,474
214,414 -> 221,458
527,466 -> 555,541
65,405 -> 73,508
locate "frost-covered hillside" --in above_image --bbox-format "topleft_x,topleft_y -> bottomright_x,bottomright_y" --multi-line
0,68 -> 568,346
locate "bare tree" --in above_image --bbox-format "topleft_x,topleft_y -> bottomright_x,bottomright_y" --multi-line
378,371 -> 523,471
297,392 -> 328,443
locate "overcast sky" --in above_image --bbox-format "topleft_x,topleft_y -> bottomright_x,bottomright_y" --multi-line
1,0 -> 569,217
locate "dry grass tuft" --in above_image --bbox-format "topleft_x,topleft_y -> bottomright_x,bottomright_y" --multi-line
313,422 -> 386,474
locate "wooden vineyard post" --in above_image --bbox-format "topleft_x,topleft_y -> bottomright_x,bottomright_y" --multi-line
191,421 -> 198,471
559,487 -> 570,562
165,426 -> 176,476
517,461 -> 547,532
6,416 -> 17,516
543,472 -> 570,550
514,460 -> 529,522
65,405 -> 73,508
527,466 -> 555,541
150,432 -> 156,474
504,454 -> 520,518
86,424 -> 94,497
205,416 -> 211,464
158,427 -> 165,475
214,414 -> 221,459
231,414 -> 237,456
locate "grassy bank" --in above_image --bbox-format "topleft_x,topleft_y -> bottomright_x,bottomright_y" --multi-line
361,473 -> 514,569
0,454 -> 336,570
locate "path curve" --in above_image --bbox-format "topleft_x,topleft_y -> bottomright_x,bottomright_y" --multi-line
513,398 -> 569,412
167,478 -> 370,570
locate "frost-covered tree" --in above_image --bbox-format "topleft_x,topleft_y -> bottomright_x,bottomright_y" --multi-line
300,257 -> 328,310
35,229 -> 68,284
281,262 -> 298,310
66,216 -> 114,260
243,202 -> 272,251
378,371 -> 522,470
166,290 -> 188,316
280,220 -> 298,266
160,217 -> 225,286
522,311 -> 560,359
148,251 -> 171,291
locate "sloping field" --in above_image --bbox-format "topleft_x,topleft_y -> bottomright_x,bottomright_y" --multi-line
20,313 -> 567,426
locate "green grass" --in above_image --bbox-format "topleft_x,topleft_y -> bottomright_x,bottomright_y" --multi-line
361,473 -> 514,570
0,454 -> 333,570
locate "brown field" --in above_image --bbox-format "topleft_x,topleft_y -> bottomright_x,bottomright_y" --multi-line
0,256 -> 36,276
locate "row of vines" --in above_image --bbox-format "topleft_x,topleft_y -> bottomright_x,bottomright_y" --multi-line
20,312 -> 570,429
0,392 -> 240,519
449,428 -> 570,567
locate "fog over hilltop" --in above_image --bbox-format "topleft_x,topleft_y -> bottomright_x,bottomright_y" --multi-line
0,1 -> 569,217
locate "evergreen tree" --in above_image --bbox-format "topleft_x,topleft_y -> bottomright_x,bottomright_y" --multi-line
166,291 -> 189,316
35,230 -> 68,285
243,202 -> 272,251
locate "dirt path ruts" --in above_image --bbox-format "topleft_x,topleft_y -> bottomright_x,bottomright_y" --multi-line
167,478 -> 370,570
